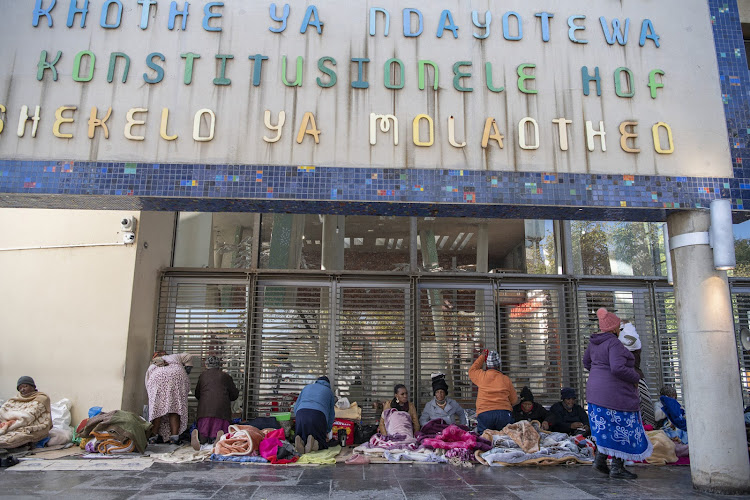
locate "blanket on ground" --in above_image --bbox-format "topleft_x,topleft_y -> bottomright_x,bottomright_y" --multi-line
383,448 -> 448,463
88,432 -> 136,454
213,425 -> 263,456
481,430 -> 594,466
353,432 -> 419,454
422,425 -> 477,450
0,391 -> 52,449
297,445 -> 342,464
79,410 -> 151,454
644,430 -> 678,465
499,421 -> 540,454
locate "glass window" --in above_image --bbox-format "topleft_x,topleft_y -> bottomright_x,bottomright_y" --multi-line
417,217 -> 557,274
173,212 -> 257,268
344,216 -> 411,271
732,219 -> 750,277
259,214 -> 322,270
570,221 -> 665,276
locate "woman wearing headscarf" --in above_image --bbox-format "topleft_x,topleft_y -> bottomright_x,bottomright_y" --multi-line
145,351 -> 193,445
293,376 -> 336,454
419,374 -> 467,427
584,308 -> 653,479
469,350 -> 518,434
0,376 -> 52,450
191,355 -> 240,450
378,384 -> 420,435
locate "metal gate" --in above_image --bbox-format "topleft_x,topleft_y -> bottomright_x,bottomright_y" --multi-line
154,272 -> 750,421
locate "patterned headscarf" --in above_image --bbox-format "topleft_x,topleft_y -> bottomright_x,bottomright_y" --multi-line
205,356 -> 221,369
486,350 -> 501,370
152,350 -> 167,360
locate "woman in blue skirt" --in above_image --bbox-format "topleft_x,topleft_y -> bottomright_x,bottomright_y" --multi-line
584,308 -> 653,479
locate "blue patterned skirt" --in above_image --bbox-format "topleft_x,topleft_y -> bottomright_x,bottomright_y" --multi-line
587,403 -> 653,461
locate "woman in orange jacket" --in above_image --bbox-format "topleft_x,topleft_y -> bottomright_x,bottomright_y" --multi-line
469,350 -> 518,434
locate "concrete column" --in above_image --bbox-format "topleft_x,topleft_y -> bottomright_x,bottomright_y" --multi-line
173,212 -> 212,267
667,210 -> 750,494
476,222 -> 489,273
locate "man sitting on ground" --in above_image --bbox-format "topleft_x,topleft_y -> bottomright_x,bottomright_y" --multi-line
0,376 -> 52,450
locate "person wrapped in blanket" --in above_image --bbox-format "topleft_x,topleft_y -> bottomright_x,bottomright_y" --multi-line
512,387 -> 554,431
379,384 -> 420,436
419,374 -> 467,427
293,376 -> 336,455
584,308 -> 653,480
0,376 -> 52,450
145,351 -> 192,445
618,319 -> 656,427
654,385 -> 689,449
469,350 -> 518,434
191,355 -> 240,451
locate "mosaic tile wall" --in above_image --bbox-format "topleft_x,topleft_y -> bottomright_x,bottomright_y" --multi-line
0,0 -> 749,222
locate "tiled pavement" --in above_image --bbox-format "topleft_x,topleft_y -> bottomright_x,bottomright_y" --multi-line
1,462 -> 748,499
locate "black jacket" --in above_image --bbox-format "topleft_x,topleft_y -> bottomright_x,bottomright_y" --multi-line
549,402 -> 589,435
512,402 -> 554,425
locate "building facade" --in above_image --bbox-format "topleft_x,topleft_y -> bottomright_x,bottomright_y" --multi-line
1,3 -> 750,484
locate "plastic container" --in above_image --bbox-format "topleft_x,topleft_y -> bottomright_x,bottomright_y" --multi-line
273,412 -> 291,422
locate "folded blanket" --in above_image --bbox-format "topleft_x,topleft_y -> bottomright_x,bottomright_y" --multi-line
297,445 -> 342,464
213,425 -> 264,456
335,402 -> 362,421
79,411 -> 151,454
90,431 -> 135,455
384,449 -> 448,463
210,453 -> 268,463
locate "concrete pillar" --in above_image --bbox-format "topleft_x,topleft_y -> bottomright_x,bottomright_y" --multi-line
173,212 -> 212,267
321,215 -> 344,270
667,210 -> 750,494
476,222 -> 489,273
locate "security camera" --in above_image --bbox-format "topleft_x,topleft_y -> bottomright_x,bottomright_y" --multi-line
123,232 -> 136,244
121,216 -> 137,231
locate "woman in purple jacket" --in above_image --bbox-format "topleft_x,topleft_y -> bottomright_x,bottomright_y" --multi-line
583,308 -> 653,479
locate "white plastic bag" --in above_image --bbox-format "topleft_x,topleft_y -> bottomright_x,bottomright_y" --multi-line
51,398 -> 72,429
335,397 -> 351,410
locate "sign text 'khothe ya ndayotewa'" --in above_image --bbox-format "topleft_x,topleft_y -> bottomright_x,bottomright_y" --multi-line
0,0 -> 732,177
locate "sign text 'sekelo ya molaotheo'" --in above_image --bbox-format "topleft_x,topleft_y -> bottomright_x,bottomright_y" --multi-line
0,0 -> 731,177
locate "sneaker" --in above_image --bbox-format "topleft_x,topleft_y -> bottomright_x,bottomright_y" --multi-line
305,435 -> 314,454
168,435 -> 180,445
190,429 -> 200,451
295,435 -> 305,455
148,435 -> 159,445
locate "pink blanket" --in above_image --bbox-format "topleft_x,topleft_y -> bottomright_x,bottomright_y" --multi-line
422,425 -> 477,450
384,408 -> 414,438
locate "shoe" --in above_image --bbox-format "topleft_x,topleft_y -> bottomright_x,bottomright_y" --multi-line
148,435 -> 159,445
216,430 -> 225,441
191,429 -> 200,451
168,435 -> 180,445
609,458 -> 638,479
305,435 -> 314,454
295,435 -> 305,455
593,451 -> 609,475
345,454 -> 370,465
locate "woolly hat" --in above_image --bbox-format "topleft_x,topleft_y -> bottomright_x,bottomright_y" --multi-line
205,356 -> 221,368
486,350 -> 501,370
17,376 -> 35,390
619,323 -> 642,351
596,307 -> 621,333
519,386 -> 534,403
318,376 -> 330,384
561,387 -> 576,400
431,373 -> 449,395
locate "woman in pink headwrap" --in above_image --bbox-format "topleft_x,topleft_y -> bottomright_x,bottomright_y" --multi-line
584,308 -> 652,479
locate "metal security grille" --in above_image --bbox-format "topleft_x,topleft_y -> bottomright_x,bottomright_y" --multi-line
730,285 -> 750,406
154,276 -> 249,420
654,289 -> 682,401
497,283 -> 578,404
335,282 -> 412,423
248,280 -> 331,418
417,283 -> 496,412
574,286 -> 659,403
